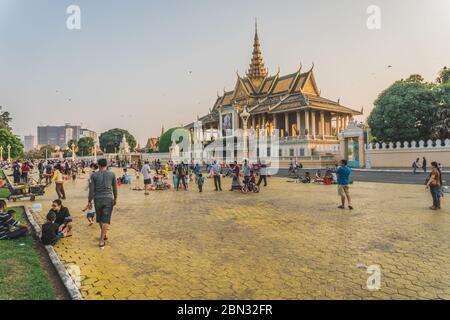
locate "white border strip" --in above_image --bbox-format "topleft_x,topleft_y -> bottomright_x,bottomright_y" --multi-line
24,206 -> 83,300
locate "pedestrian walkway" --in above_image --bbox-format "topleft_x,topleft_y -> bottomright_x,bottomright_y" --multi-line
22,172 -> 450,300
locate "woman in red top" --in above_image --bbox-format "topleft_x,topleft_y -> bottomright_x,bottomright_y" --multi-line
21,162 -> 31,184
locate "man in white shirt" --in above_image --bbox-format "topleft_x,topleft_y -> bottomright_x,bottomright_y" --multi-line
141,161 -> 152,195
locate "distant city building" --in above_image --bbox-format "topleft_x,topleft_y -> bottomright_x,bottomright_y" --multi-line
80,128 -> 98,141
37,124 -> 95,148
23,135 -> 37,152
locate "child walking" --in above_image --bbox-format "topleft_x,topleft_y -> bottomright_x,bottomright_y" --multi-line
197,173 -> 205,193
82,204 -> 96,226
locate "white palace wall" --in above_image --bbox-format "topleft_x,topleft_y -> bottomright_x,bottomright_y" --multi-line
365,139 -> 450,168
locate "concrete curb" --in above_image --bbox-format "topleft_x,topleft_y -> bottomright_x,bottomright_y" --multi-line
24,206 -> 83,301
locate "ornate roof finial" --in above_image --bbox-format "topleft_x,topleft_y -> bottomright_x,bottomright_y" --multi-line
246,18 -> 268,81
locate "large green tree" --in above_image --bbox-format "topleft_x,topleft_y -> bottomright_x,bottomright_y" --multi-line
433,81 -> 450,141
99,128 -> 137,153
368,78 -> 437,143
39,145 -> 57,159
77,137 -> 95,156
0,129 -> 24,159
158,127 -> 191,153
436,66 -> 450,84
0,106 -> 12,132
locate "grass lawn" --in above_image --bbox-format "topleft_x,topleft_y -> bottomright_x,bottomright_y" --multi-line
0,206 -> 56,300
0,169 -> 11,198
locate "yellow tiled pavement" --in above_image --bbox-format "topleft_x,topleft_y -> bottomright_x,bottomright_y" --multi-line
22,170 -> 450,300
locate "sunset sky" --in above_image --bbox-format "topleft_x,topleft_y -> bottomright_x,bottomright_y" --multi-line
1,0 -> 449,144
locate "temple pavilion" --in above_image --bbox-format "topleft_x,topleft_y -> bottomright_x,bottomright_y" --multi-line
187,23 -> 362,162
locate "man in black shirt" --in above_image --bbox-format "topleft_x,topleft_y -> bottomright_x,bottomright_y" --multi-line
49,199 -> 73,235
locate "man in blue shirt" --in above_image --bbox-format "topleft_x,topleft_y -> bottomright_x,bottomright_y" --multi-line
336,160 -> 353,210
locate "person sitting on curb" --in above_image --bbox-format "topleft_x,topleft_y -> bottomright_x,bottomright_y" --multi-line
41,211 -> 66,246
48,199 -> 73,236
0,200 -> 29,240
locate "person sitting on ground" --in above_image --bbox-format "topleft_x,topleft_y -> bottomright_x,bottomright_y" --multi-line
121,168 -> 132,184
302,172 -> 311,184
82,204 -> 96,226
49,199 -> 73,236
314,170 -> 324,183
41,211 -> 66,246
0,200 -> 29,240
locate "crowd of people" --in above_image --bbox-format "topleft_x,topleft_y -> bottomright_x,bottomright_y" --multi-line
0,154 -> 446,248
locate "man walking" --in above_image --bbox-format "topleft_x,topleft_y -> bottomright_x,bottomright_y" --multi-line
257,160 -> 268,187
176,162 -> 187,191
212,161 -> 222,191
88,159 -> 117,248
141,161 -> 152,196
337,160 -> 353,210
412,158 -> 420,175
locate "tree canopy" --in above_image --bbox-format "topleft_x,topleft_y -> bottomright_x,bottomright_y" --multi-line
437,66 -> 450,84
77,137 -> 95,156
433,81 -> 450,141
158,128 -> 190,153
368,68 -> 450,143
0,106 -> 12,132
99,128 -> 137,153
0,129 -> 24,159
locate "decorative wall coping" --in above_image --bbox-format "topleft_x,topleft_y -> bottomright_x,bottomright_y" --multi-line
366,139 -> 450,151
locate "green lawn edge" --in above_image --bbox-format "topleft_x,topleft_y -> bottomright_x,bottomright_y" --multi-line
0,206 -> 56,300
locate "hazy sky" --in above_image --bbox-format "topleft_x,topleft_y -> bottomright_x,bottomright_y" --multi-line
1,0 -> 449,145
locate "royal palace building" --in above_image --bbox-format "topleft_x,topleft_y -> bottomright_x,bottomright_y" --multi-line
187,24 -> 362,163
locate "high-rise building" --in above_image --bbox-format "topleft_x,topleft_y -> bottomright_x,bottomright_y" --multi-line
23,135 -> 37,152
37,124 -> 82,148
80,128 -> 98,141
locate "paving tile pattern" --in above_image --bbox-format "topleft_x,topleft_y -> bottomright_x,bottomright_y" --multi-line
24,171 -> 450,300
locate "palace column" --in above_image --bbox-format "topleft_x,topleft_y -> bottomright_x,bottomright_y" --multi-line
336,114 -> 341,134
273,114 -> 278,137
252,115 -> 256,129
219,110 -> 223,137
284,113 -> 289,137
305,110 -> 310,137
262,114 -> 266,135
328,113 -> 333,136
320,111 -> 325,139
311,110 -> 316,139
296,111 -> 301,138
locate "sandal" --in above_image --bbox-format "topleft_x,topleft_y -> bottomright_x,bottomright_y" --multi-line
99,242 -> 106,249
348,206 -> 354,210
338,205 -> 345,209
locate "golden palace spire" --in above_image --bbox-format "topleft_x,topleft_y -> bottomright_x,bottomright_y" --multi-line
246,19 -> 268,81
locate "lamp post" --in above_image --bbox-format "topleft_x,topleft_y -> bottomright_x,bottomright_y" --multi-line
7,144 -> 11,163
240,106 -> 251,161
94,140 -> 98,162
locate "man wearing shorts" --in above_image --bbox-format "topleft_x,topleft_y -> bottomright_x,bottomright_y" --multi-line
88,158 -> 117,248
336,160 -> 353,210
141,161 -> 152,195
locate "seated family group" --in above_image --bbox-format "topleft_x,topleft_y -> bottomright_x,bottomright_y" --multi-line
0,199 -> 76,246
